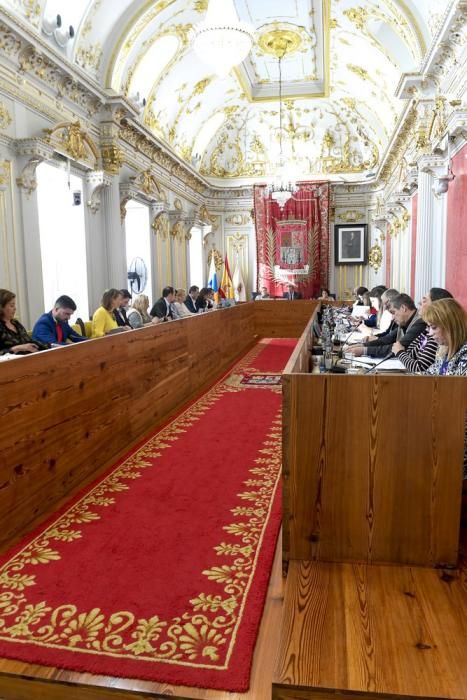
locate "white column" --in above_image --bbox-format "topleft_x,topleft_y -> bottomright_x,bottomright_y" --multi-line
102,176 -> 127,288
414,169 -> 434,302
84,176 -> 111,315
431,193 -> 447,288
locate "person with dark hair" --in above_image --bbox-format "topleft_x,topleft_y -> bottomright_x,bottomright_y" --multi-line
347,292 -> 425,358
196,287 -> 213,312
150,286 -> 175,320
185,285 -> 199,314
0,289 -> 49,355
92,289 -> 126,337
392,288 -> 454,372
114,289 -> 132,328
361,287 -> 383,328
353,286 -> 368,306
283,283 -> 302,300
318,288 -> 331,300
32,294 -> 87,345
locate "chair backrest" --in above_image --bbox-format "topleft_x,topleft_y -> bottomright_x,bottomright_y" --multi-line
72,318 -> 93,338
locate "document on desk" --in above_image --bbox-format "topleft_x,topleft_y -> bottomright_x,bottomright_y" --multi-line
349,356 -> 407,372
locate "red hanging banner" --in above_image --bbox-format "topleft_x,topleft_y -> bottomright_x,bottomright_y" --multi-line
254,181 -> 330,298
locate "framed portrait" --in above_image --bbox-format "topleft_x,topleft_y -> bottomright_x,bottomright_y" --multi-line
334,224 -> 368,265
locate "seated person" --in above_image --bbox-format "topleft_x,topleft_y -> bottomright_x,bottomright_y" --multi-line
150,286 -> 175,321
352,286 -> 368,307
255,286 -> 271,300
196,287 -> 213,312
114,289 -> 132,327
392,287 -> 453,372
32,294 -> 88,345
184,285 -> 199,314
92,289 -> 127,338
359,288 -> 381,328
0,289 -> 48,355
127,294 -> 153,329
347,293 -> 425,358
423,298 -> 467,376
283,283 -> 302,300
172,288 -> 195,319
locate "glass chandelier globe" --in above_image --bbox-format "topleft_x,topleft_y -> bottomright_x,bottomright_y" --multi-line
192,0 -> 254,78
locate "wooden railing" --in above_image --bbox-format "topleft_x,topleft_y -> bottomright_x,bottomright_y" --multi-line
0,301 -> 311,550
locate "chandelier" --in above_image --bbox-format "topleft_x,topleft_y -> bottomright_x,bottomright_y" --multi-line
268,48 -> 297,208
192,0 -> 254,78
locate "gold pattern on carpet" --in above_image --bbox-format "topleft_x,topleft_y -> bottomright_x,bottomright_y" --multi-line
0,350 -> 282,670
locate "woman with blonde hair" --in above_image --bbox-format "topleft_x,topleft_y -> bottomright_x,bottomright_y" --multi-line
127,294 -> 152,328
172,288 -> 195,319
423,298 -> 467,376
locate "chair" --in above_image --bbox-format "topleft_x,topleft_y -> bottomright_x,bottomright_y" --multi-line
72,318 -> 93,338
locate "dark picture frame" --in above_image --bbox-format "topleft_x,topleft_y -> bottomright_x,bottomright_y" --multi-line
334,224 -> 368,265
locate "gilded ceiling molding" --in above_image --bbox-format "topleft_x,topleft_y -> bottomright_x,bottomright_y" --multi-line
106,0 -> 179,90
43,121 -> 100,167
118,119 -> 206,195
120,24 -> 191,98
0,18 -> 102,118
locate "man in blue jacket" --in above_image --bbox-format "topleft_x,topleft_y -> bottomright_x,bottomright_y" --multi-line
32,295 -> 88,345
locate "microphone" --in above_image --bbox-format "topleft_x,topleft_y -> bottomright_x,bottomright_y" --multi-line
364,353 -> 394,373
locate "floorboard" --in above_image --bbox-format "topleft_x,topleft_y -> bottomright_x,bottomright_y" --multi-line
273,554 -> 467,700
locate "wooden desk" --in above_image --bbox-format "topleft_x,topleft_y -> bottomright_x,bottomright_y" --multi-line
282,312 -> 466,568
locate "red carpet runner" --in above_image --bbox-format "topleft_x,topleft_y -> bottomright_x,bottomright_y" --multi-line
0,339 -> 296,691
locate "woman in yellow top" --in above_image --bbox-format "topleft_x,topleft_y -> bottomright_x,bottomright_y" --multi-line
91,289 -> 123,338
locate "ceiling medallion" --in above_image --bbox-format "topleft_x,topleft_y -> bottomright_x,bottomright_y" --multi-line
258,29 -> 302,59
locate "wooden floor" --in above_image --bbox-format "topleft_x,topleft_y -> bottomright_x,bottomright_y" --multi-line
0,531 -> 284,700
273,551 -> 467,700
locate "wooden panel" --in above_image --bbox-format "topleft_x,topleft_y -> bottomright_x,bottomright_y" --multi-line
0,306 -> 256,550
283,374 -> 466,566
254,300 -> 317,339
273,560 -> 467,700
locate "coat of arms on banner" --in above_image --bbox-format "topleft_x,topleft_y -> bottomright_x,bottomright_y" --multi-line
276,220 -> 309,275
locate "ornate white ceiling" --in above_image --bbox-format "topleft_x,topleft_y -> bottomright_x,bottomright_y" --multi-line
3,0 -> 453,183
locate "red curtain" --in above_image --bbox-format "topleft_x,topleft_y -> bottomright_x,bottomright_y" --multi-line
254,181 -> 330,298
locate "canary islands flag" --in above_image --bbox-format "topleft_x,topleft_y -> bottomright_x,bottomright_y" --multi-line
208,254 -> 219,303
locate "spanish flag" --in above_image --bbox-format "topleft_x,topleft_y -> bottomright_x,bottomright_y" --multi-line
219,254 -> 235,299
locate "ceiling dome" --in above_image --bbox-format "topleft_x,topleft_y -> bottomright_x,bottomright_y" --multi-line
3,0 -> 452,183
